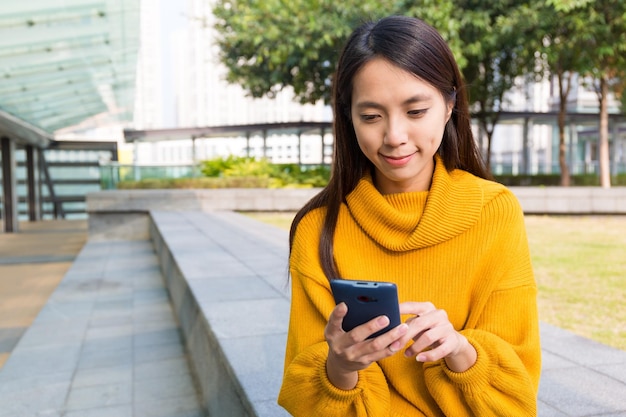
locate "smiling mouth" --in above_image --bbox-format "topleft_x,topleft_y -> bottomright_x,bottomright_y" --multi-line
381,151 -> 417,166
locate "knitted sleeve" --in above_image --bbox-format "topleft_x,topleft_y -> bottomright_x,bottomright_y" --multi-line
277,211 -> 393,416
423,190 -> 541,416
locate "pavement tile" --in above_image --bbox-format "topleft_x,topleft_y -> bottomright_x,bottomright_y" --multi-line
593,362 -> 626,385
133,341 -> 186,364
133,326 -> 182,348
134,371 -> 197,403
72,365 -> 133,388
134,356 -> 192,381
0,344 -> 81,378
78,346 -> 133,370
541,322 -> 626,367
188,275 -> 283,303
200,298 -> 290,339
64,382 -> 133,411
133,393 -> 204,417
133,302 -> 176,324
0,327 -> 26,352
17,319 -> 87,349
539,366 -> 626,415
0,371 -> 71,417
63,405 -> 133,417
34,300 -> 94,323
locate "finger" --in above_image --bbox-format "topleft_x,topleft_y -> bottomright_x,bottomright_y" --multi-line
384,323 -> 409,353
405,321 -> 454,358
350,315 -> 390,341
367,322 -> 409,351
399,301 -> 436,316
325,303 -> 348,339
395,309 -> 438,348
329,302 -> 348,323
357,323 -> 410,363
415,335 -> 458,362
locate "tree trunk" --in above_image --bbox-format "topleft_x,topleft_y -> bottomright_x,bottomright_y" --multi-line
598,76 -> 611,188
482,119 -> 492,172
557,71 -> 571,186
478,111 -> 500,174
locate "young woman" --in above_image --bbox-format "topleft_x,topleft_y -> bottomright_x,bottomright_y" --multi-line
278,15 -> 541,416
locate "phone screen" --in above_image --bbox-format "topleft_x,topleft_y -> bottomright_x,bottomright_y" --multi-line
330,279 -> 401,339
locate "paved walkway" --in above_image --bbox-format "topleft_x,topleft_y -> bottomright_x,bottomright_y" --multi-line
0,220 -> 203,417
0,220 -> 87,369
1,217 -> 626,416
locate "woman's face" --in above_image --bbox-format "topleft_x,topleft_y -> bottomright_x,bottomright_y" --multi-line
350,57 -> 453,194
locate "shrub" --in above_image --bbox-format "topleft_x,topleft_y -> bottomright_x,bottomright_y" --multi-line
495,173 -> 626,186
199,156 -> 330,188
117,176 -> 269,189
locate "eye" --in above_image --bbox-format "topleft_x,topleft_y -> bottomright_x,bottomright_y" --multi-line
360,114 -> 380,122
408,109 -> 427,117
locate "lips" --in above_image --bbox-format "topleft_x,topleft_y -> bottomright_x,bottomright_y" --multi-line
381,152 -> 416,167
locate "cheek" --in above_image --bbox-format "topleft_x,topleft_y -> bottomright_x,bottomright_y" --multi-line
353,126 -> 372,149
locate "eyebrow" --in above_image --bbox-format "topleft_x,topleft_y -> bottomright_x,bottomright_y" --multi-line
354,94 -> 433,109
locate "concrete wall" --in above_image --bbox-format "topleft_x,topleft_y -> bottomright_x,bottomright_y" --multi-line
86,187 -> 626,240
86,189 -> 318,240
510,187 -> 626,214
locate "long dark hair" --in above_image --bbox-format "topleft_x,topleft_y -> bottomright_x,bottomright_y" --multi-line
289,15 -> 490,280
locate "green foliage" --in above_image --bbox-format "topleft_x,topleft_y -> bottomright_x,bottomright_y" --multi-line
454,1 -> 539,161
211,1 -> 465,105
199,156 -> 330,188
117,176 -> 270,189
200,155 -> 243,177
211,0 -> 542,170
494,173 -> 626,187
212,0 -> 393,104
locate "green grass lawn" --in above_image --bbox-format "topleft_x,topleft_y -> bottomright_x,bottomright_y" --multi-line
245,212 -> 626,351
524,215 -> 626,350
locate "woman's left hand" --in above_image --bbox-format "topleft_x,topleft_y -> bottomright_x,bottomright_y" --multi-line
399,302 -> 477,372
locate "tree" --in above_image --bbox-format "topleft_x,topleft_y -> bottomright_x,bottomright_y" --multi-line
212,1 -> 540,172
212,0 -> 391,105
453,1 -> 538,170
582,1 -> 626,188
212,1 -> 473,105
535,0 -> 590,186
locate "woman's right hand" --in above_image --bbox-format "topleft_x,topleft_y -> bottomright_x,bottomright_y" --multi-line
324,302 -> 409,390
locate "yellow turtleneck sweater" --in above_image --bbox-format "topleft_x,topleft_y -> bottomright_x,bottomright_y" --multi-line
278,159 -> 541,416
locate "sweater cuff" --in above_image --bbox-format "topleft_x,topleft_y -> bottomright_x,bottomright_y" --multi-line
438,333 -> 492,391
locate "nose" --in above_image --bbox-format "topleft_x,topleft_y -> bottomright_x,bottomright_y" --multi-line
383,116 -> 409,146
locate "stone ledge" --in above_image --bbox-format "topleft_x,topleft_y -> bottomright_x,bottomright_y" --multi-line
149,210 -> 290,417
87,187 -> 626,216
138,209 -> 626,416
87,187 -> 626,240
510,187 -> 626,214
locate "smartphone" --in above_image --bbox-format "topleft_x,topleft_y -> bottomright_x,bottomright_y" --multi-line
330,279 -> 401,339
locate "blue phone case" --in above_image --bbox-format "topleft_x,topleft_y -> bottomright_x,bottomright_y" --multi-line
330,279 -> 401,339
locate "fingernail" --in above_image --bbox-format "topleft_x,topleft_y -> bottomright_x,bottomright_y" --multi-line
377,316 -> 389,326
416,354 -> 426,362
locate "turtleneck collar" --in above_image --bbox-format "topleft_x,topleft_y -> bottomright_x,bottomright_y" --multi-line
345,156 -> 485,251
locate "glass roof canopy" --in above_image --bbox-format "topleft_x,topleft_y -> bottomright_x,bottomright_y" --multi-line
0,0 -> 140,147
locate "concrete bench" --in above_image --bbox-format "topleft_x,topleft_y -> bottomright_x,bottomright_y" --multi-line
147,210 -> 626,417
149,210 -> 291,417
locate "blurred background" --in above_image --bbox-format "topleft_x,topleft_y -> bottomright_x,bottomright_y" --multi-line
1,0 -> 625,223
